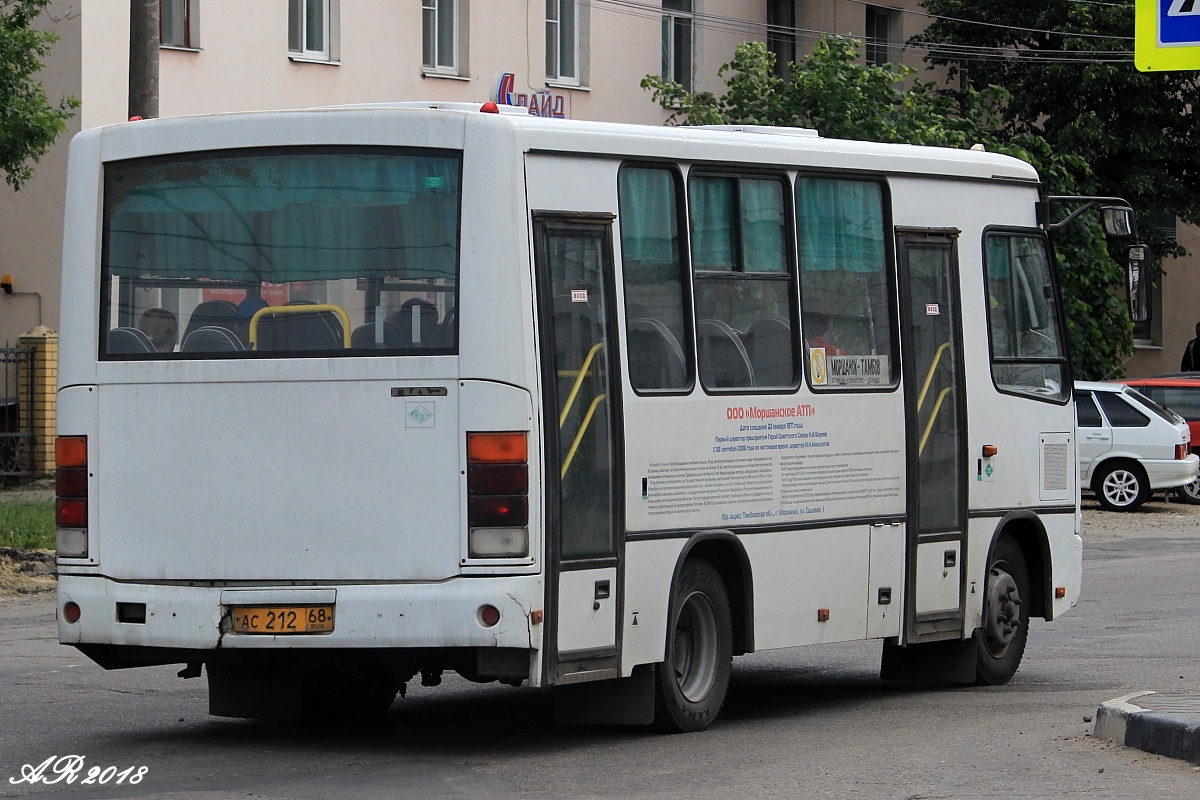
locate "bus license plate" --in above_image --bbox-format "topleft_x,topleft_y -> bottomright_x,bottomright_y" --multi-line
229,605 -> 335,634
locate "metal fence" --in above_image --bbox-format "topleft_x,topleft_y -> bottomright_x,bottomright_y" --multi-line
0,344 -> 35,478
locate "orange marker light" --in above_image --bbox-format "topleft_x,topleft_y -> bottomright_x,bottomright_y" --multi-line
467,432 -> 528,464
982,444 -> 998,458
1055,587 -> 1067,599
56,436 -> 87,468
817,608 -> 830,622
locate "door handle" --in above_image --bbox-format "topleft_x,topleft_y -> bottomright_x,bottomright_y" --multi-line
1085,433 -> 1110,440
593,579 -> 610,611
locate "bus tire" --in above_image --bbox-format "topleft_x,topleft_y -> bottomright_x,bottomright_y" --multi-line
975,536 -> 1030,686
1093,460 -> 1149,511
653,560 -> 732,733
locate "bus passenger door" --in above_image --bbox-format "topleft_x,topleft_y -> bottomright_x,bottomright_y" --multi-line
534,215 -> 623,684
897,230 -> 967,643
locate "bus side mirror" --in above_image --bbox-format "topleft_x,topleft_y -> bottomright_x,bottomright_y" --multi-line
1127,244 -> 1151,323
1102,206 -> 1136,237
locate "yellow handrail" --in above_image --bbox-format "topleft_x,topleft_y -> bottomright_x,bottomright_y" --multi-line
561,394 -> 607,479
918,386 -> 955,456
248,304 -> 352,349
917,341 -> 952,411
559,342 -> 605,428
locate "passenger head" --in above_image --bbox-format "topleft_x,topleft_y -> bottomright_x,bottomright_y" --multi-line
138,308 -> 177,352
234,297 -> 269,344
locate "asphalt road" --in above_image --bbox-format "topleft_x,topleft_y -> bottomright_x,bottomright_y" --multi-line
1,501 -> 1199,799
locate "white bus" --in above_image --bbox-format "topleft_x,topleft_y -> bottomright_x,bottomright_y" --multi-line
56,102 -> 1099,731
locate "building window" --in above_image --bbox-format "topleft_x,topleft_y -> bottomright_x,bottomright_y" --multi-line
547,0 -> 586,84
865,6 -> 899,67
766,0 -> 794,79
289,0 -> 337,61
161,0 -> 199,49
662,0 -> 693,91
423,0 -> 461,74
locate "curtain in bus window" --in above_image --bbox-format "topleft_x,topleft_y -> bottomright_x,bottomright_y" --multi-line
740,178 -> 786,272
690,176 -> 736,270
105,152 -> 461,283
795,177 -> 894,386
796,178 -> 884,273
618,168 -> 679,268
618,166 -> 690,391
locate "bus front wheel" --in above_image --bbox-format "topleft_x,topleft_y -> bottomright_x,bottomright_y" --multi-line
975,536 -> 1030,686
654,560 -> 732,733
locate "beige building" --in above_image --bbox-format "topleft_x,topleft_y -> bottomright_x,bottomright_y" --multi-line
1,0 -> 1194,376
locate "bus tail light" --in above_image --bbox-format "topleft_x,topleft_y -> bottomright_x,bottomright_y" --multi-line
467,432 -> 529,558
1176,444 -> 1188,460
55,435 -> 89,558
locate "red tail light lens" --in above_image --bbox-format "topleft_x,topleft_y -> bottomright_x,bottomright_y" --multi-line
1177,444 -> 1188,460
468,464 -> 528,495
56,498 -> 88,528
469,496 -> 528,527
56,466 -> 87,498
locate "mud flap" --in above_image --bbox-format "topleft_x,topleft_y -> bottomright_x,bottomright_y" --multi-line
553,664 -> 655,725
880,636 -> 978,684
207,665 -> 303,720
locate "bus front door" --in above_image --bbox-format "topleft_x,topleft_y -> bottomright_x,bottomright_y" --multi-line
897,230 -> 968,644
534,215 -> 623,684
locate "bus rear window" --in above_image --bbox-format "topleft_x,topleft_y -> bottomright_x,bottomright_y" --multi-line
100,147 -> 462,358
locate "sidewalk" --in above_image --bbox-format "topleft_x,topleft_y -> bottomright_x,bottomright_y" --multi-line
1094,691 -> 1200,764
0,477 -> 54,503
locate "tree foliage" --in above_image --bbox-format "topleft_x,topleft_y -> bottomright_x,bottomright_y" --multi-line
643,37 -> 1128,379
0,0 -> 78,190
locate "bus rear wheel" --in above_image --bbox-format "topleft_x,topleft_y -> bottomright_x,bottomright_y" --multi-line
975,536 -> 1030,686
654,560 -> 732,733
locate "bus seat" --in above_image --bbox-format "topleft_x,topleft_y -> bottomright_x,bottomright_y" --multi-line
698,319 -> 755,388
351,322 -> 404,348
745,317 -> 793,386
180,326 -> 245,353
181,300 -> 237,343
107,327 -> 156,354
257,303 -> 344,351
386,299 -> 440,347
628,318 -> 686,390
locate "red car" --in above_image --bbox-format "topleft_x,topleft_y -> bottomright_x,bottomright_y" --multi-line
1119,375 -> 1200,503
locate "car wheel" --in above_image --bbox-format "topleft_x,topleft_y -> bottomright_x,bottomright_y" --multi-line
1094,461 -> 1149,511
1177,476 -> 1200,505
976,535 -> 1030,686
653,560 -> 732,733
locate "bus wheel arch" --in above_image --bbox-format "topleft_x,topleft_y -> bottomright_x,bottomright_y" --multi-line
650,532 -> 752,733
975,515 -> 1052,686
988,512 -> 1050,622
673,531 -> 754,656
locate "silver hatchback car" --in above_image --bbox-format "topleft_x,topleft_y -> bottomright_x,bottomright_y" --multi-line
1074,381 -> 1199,511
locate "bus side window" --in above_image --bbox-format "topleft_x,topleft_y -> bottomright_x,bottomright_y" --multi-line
618,165 -> 693,392
796,176 -> 895,389
689,172 -> 796,390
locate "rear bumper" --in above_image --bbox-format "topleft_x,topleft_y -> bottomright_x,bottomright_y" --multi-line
1145,454 -> 1200,490
57,574 -> 542,653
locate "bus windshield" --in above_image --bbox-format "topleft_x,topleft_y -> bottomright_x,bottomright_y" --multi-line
100,147 -> 462,357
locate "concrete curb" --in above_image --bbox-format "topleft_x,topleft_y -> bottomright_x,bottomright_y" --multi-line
1094,691 -> 1200,764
